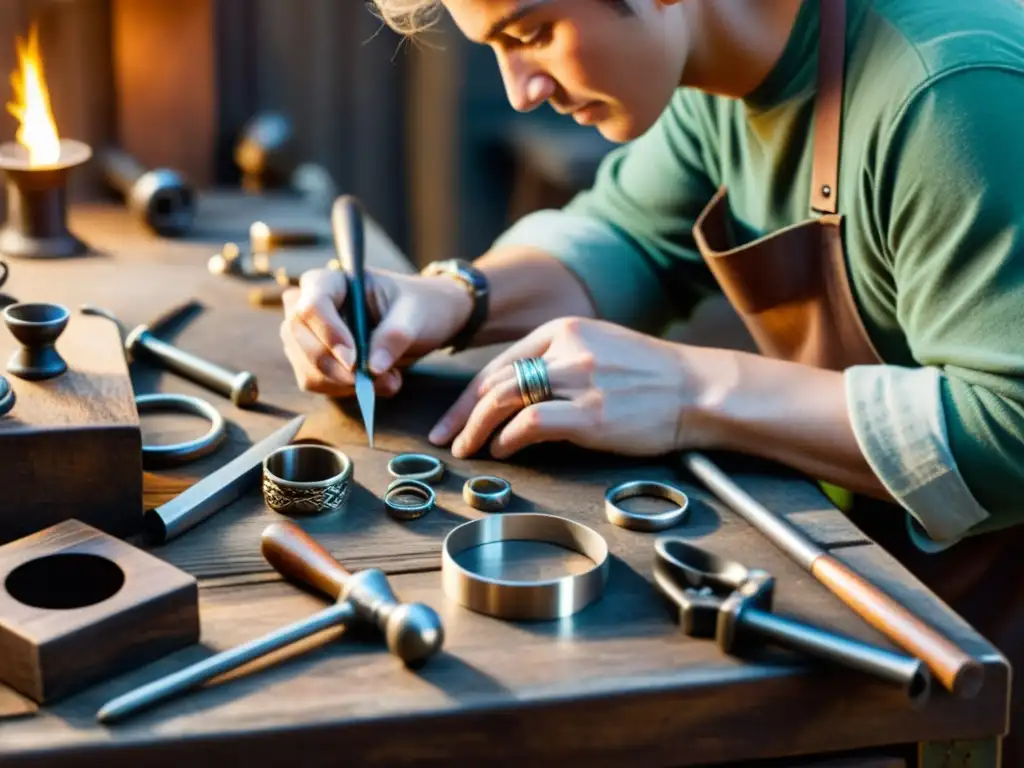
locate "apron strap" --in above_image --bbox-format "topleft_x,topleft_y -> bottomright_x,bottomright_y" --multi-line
810,0 -> 847,215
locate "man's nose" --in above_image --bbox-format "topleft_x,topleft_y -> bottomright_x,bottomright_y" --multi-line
499,56 -> 554,112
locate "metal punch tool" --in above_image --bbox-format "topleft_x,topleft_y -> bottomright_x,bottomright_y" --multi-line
653,537 -> 932,707
80,302 -> 259,408
97,520 -> 444,723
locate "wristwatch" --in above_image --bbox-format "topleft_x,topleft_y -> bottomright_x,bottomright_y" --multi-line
420,258 -> 489,352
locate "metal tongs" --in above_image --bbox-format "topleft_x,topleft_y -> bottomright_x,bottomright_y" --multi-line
653,537 -> 931,706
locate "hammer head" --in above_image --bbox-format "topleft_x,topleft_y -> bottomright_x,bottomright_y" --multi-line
653,538 -> 774,651
342,568 -> 444,667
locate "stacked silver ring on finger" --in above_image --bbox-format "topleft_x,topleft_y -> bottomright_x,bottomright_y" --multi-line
513,356 -> 552,407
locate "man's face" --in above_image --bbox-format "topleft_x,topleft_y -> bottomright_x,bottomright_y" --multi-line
443,0 -> 689,142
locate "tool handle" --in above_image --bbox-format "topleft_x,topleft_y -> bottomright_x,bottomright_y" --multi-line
261,520 -> 351,600
96,601 -> 355,724
811,554 -> 983,698
100,147 -> 146,189
741,607 -> 930,705
331,195 -> 371,372
131,330 -> 258,407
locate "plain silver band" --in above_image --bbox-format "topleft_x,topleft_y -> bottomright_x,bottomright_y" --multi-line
387,453 -> 445,484
385,478 -> 436,521
462,475 -> 512,512
136,393 -> 227,468
441,513 -> 609,620
604,480 -> 691,532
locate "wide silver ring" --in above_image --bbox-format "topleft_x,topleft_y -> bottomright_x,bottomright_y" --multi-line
384,478 -> 436,521
604,479 -> 690,532
262,444 -> 353,517
463,475 -> 512,512
387,452 -> 445,484
441,513 -> 610,620
513,356 -> 552,408
136,393 -> 227,468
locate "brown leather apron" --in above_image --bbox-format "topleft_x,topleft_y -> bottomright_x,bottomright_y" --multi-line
690,0 -> 1021,759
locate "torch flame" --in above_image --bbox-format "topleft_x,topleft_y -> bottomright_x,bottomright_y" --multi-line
6,24 -> 60,166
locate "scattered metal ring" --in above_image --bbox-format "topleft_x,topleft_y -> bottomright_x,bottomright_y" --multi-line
442,513 -> 610,620
604,479 -> 690,532
463,475 -> 512,512
387,452 -> 445,484
0,375 -> 14,416
136,393 -> 227,469
384,478 -> 436,521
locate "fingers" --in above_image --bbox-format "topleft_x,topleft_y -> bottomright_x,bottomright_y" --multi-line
366,294 -> 420,375
450,376 -> 525,458
490,401 -> 588,459
281,310 -> 402,397
289,269 -> 356,368
429,326 -> 555,445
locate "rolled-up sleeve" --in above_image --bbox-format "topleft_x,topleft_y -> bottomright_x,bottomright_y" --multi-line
858,68 -> 1024,550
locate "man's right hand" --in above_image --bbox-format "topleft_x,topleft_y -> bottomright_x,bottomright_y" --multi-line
280,266 -> 474,399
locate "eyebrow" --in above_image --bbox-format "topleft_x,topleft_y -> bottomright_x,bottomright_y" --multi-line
484,0 -> 554,40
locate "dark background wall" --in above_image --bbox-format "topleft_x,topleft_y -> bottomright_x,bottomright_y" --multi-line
0,0 -> 612,267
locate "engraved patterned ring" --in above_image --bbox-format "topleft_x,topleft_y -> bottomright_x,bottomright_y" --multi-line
513,356 -> 552,408
262,444 -> 353,517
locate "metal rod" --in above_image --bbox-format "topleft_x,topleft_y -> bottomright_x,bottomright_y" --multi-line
741,607 -> 931,706
97,601 -> 356,724
680,451 -> 984,698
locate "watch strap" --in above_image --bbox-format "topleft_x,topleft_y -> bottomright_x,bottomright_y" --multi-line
421,259 -> 489,352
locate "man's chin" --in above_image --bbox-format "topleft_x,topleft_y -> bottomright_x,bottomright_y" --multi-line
593,116 -> 643,144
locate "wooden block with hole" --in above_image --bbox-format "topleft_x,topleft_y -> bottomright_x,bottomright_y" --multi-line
0,519 -> 199,704
0,307 -> 143,545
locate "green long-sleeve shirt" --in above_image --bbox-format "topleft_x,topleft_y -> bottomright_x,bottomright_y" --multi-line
494,0 -> 1024,548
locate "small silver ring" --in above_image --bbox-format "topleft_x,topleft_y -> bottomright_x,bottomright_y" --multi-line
385,478 -> 436,521
604,479 -> 690,532
0,375 -> 14,416
463,475 -> 512,512
387,452 -> 445,484
136,393 -> 227,468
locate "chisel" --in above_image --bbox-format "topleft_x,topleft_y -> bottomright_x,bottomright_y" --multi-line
331,195 -> 375,448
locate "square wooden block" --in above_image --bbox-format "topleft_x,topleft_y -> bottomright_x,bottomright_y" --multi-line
0,519 -> 199,704
0,309 -> 143,545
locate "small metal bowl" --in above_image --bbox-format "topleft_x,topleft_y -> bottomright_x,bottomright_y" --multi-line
262,444 -> 353,517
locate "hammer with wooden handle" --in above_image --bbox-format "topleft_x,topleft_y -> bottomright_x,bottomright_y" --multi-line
96,521 -> 444,724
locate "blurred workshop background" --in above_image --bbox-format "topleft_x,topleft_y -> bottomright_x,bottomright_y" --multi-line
0,0 -> 617,269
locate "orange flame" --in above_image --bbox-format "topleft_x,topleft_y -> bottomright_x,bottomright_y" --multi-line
7,24 -> 60,166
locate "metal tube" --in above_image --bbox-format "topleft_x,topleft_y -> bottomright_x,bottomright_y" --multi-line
97,601 -> 356,724
681,452 -> 822,568
126,328 -> 258,408
741,607 -> 931,706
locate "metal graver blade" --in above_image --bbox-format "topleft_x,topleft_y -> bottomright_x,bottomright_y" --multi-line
145,414 -> 306,543
354,370 -> 376,449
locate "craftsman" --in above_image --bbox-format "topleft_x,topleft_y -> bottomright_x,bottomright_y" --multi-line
280,0 -> 1024,752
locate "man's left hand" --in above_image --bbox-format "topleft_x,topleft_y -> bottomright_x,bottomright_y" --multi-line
427,317 -> 716,459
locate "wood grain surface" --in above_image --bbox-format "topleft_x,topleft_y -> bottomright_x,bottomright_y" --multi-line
0,310 -> 143,544
0,196 -> 1008,766
0,521 -> 200,704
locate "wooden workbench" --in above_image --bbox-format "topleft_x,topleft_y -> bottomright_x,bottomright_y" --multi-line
0,192 -> 1009,767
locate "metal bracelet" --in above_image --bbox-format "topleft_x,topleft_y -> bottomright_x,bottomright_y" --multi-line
387,453 -> 445,484
0,375 -> 14,416
136,393 -> 227,469
462,475 -> 512,512
384,478 -> 436,521
442,513 -> 609,620
604,479 -> 690,532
